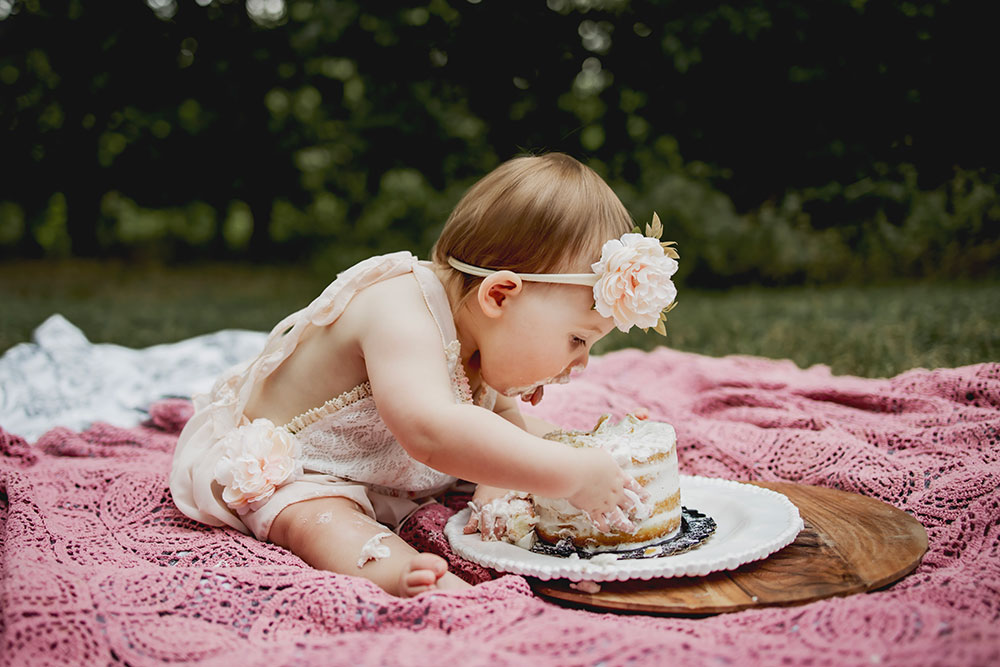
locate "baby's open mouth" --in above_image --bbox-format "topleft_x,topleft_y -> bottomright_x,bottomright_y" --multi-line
501,382 -> 545,403
502,367 -> 582,406
520,386 -> 544,405
501,384 -> 544,404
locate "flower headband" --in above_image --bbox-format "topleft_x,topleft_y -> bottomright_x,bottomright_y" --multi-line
447,213 -> 679,335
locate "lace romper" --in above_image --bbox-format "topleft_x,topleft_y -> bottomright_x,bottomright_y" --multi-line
169,252 -> 496,541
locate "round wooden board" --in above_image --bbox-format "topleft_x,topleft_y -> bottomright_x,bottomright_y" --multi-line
532,481 -> 928,616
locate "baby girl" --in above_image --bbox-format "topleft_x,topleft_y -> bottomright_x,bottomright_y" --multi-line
170,152 -> 679,596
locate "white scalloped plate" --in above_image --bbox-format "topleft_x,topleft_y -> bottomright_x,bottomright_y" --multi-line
445,476 -> 804,582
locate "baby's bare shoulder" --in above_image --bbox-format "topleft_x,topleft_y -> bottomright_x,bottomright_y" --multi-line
340,273 -> 440,339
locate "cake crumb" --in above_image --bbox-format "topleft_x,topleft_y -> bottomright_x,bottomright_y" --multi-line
589,553 -> 619,565
569,580 -> 602,594
316,511 -> 333,524
356,532 -> 393,569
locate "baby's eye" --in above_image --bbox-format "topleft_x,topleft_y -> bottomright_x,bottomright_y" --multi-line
571,336 -> 587,348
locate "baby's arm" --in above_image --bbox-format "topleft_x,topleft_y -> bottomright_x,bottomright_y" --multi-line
492,393 -> 562,437
474,393 -> 558,501
354,280 -> 638,528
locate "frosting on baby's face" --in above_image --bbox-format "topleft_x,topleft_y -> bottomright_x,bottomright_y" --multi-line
500,364 -> 584,400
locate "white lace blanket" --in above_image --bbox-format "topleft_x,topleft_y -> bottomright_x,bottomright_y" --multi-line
0,314 -> 266,441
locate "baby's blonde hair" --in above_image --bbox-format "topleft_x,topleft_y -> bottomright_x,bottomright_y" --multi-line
432,152 -> 633,308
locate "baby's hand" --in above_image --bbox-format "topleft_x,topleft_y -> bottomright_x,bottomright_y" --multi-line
567,448 -> 649,533
468,484 -> 509,512
463,485 -> 537,543
463,485 -> 509,536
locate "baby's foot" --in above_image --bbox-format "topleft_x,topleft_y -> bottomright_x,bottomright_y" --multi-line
399,553 -> 449,597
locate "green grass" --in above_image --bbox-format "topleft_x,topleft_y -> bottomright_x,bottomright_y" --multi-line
2,259 -> 997,378
594,282 -> 1000,377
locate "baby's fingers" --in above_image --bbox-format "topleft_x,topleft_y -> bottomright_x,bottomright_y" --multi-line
607,507 -> 636,533
463,502 -> 481,534
490,516 -> 505,540
623,488 -> 642,511
625,476 -> 650,502
589,511 -> 610,532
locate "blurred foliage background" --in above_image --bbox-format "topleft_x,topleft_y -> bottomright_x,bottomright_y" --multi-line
2,0 -> 997,288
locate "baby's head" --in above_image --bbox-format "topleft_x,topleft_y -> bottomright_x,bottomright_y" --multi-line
432,153 -> 678,401
432,152 -> 633,309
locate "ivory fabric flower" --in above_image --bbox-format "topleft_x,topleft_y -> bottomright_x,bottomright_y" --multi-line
214,418 -> 303,515
591,233 -> 678,333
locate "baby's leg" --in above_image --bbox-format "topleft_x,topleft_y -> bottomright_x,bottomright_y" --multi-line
268,496 -> 471,597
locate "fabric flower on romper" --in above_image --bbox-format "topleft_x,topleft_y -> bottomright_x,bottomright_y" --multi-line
213,418 -> 303,515
591,214 -> 679,334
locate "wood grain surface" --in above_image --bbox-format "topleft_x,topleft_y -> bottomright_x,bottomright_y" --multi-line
532,481 -> 928,615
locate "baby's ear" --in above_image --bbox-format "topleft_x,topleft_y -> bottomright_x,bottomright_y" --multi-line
476,271 -> 523,318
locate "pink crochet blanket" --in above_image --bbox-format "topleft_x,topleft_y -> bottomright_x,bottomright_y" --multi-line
2,348 -> 998,666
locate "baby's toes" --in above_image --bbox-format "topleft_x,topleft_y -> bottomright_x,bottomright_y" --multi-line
410,552 -> 448,577
399,553 -> 448,597
402,569 -> 438,596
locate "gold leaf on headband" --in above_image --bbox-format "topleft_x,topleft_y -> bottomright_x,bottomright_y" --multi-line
651,301 -> 676,337
653,318 -> 667,336
646,212 -> 664,240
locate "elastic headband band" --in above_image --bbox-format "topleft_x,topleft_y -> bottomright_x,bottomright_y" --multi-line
445,213 -> 679,335
447,256 -> 599,287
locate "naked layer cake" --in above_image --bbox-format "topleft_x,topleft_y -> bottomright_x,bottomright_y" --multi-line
472,414 -> 682,553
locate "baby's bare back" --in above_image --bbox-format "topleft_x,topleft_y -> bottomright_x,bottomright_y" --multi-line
243,275 -> 418,426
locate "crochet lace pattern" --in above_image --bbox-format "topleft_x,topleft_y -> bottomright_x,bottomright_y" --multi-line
1,349 -> 998,666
